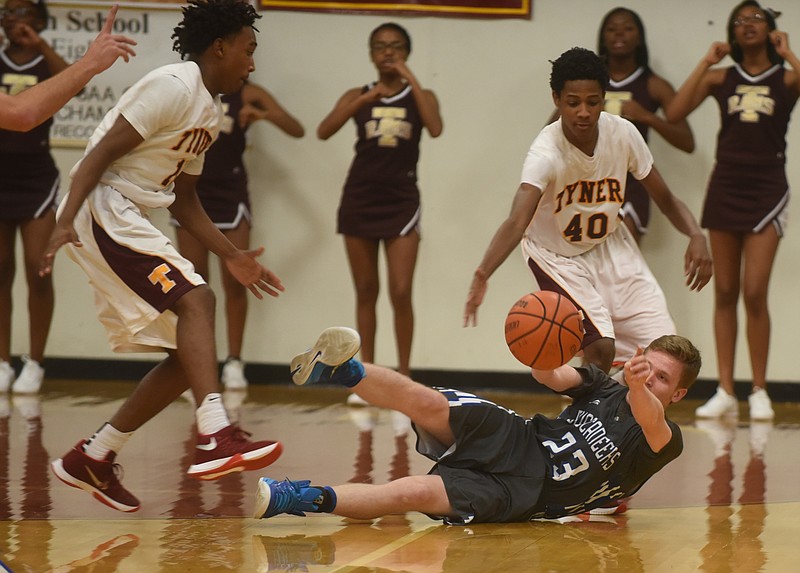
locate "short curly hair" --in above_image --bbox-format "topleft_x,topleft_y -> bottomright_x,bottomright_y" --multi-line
172,0 -> 261,59
549,47 -> 609,95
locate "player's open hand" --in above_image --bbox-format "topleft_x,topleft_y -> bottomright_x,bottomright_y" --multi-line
225,247 -> 285,300
463,268 -> 488,327
39,223 -> 82,277
684,234 -> 712,291
82,5 -> 137,73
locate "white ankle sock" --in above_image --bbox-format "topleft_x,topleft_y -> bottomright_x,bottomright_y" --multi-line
196,393 -> 230,435
83,423 -> 133,461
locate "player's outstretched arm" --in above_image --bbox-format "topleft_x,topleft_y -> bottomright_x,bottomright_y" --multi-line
463,182 -> 542,326
170,174 -> 285,300
40,114 -> 144,277
625,348 -> 673,453
641,166 -> 712,291
532,364 -> 581,393
0,4 -> 136,132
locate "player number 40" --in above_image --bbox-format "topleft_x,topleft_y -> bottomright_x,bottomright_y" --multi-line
563,212 -> 609,243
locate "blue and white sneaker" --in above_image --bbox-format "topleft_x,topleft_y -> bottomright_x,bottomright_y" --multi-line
253,478 -> 324,519
290,327 -> 364,387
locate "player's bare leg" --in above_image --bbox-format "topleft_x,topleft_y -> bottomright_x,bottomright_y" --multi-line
255,465 -> 454,520
20,213 -> 56,364
331,475 -> 452,519
220,223 -> 250,360
355,364 -> 453,446
709,230 -> 742,397
344,236 -> 380,364
385,231 -> 419,376
742,227 -> 779,392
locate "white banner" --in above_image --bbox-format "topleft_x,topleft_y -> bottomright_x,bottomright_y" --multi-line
47,2 -> 184,147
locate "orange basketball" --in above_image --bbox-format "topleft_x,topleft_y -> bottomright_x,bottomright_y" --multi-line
504,291 -> 584,369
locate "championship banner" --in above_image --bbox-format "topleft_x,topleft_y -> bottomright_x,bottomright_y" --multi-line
259,0 -> 531,19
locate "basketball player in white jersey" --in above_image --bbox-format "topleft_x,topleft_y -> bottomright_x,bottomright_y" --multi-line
39,0 -> 284,513
464,47 -> 712,373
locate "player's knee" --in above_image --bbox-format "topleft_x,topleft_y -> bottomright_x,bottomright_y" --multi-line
354,281 -> 379,303
414,387 -> 449,420
175,284 -> 216,314
742,288 -> 768,315
388,282 -> 413,308
394,476 -> 442,507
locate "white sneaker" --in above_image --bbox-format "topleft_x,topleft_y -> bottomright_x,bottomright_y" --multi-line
221,358 -> 248,389
695,387 -> 738,418
11,356 -> 44,394
0,360 -> 13,393
748,387 -> 774,421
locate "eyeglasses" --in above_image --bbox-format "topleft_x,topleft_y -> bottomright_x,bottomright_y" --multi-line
733,13 -> 766,26
370,42 -> 408,53
0,7 -> 37,18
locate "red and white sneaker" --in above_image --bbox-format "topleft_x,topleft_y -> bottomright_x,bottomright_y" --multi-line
187,424 -> 282,481
51,441 -> 140,512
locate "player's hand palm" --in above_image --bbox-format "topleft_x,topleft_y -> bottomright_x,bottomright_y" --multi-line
225,248 -> 285,300
623,347 -> 649,389
40,224 -> 82,277
464,269 -> 488,327
684,236 -> 712,291
82,5 -> 137,73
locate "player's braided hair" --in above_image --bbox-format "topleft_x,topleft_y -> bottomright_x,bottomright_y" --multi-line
549,47 -> 609,94
172,0 -> 261,60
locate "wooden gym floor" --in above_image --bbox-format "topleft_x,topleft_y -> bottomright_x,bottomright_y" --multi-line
1,379 -> 799,572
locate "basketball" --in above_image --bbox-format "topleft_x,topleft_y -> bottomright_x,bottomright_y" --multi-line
504,291 -> 584,369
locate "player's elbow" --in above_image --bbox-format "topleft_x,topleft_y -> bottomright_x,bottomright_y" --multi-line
427,123 -> 443,138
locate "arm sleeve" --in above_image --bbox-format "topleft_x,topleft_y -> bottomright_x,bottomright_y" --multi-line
625,120 -> 654,181
520,132 -> 556,190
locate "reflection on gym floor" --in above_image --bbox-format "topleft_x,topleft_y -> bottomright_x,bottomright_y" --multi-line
1,380 -> 798,572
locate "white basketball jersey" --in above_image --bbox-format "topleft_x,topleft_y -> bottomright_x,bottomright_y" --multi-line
70,61 -> 223,209
520,112 -> 653,257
